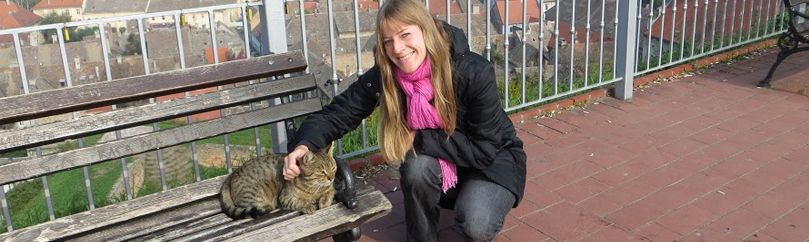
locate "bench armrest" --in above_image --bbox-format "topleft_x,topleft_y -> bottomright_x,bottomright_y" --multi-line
334,158 -> 358,209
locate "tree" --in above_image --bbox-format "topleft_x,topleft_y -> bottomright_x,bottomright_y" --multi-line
123,33 -> 142,55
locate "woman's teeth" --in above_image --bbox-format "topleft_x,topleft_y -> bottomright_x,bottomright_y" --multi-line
399,52 -> 413,61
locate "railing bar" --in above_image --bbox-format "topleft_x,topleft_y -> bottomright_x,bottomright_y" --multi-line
690,0 -> 699,57
738,0 -> 747,43
763,0 -> 772,36
486,0 -> 492,60
426,0 -> 430,11
446,0 -> 451,23
504,0 -> 510,109
35,147 -> 58,219
659,0 -> 667,67
747,0 -> 764,39
521,0 -> 527,105
13,34 -> 30,94
711,0 -> 719,51
598,0 -> 606,83
613,0 -> 619,80
361,119 -> 368,149
701,0 -> 709,54
1,185 -> 13,232
206,10 -> 234,174
721,0 -> 728,47
680,0 -> 688,60
670,0 -> 678,63
336,145 -> 380,160
635,0 -> 643,72
554,0 -> 560,95
298,1 -> 310,74
570,0 -> 577,90
353,0 -> 363,76
585,0 -> 591,87
750,0 -> 759,40
245,6 -> 261,158
730,0 -> 737,46
539,0 -> 545,98
646,0 -> 654,70
467,0 -> 472,47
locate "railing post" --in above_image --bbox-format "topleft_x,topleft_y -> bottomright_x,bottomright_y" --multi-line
615,0 -> 638,100
260,0 -> 291,153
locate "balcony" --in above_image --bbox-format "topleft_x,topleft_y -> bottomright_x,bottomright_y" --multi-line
1,0 -> 808,240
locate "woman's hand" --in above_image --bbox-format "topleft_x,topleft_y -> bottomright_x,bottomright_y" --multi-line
283,145 -> 309,180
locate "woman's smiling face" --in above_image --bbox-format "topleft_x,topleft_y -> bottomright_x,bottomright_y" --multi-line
382,22 -> 427,73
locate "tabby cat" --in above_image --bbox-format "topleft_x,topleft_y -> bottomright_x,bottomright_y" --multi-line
219,144 -> 337,219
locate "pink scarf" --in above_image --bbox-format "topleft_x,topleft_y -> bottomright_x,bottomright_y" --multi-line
394,57 -> 457,193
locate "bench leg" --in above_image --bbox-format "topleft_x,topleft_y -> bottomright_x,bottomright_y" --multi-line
332,227 -> 361,242
758,51 -> 791,88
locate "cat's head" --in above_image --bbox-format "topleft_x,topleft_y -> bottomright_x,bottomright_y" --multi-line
299,142 -> 337,182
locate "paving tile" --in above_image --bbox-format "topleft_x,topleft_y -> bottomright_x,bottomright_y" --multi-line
658,138 -> 709,157
759,204 -> 809,242
689,125 -> 734,145
692,185 -> 758,219
522,202 -> 610,241
500,222 -> 551,242
598,179 -> 658,206
704,208 -> 771,242
591,159 -> 654,186
553,177 -> 611,204
606,197 -> 669,230
633,164 -> 693,189
521,184 -> 564,211
577,225 -> 649,242
655,204 -> 720,236
576,194 -> 623,217
634,222 -> 683,242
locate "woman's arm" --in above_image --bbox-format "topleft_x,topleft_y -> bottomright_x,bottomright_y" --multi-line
289,67 -> 381,152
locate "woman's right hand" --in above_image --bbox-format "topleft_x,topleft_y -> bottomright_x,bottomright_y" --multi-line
283,145 -> 309,180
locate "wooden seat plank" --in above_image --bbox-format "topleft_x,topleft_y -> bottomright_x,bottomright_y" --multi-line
0,75 -> 317,153
0,51 -> 306,125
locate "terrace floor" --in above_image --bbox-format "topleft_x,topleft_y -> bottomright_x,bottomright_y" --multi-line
343,47 -> 809,242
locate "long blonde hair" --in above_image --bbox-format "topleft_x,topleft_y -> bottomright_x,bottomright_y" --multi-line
376,0 -> 457,164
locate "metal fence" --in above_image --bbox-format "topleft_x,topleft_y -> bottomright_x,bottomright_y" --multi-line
0,0 -> 790,232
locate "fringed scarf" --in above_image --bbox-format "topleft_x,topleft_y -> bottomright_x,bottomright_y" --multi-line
394,57 -> 457,193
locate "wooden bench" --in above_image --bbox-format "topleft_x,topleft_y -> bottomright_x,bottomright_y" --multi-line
0,51 -> 391,241
758,0 -> 809,87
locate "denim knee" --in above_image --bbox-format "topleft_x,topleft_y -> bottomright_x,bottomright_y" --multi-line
456,210 -> 501,242
399,153 -> 441,190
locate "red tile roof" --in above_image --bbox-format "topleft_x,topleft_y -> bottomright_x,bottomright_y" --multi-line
496,0 -> 542,25
428,0 -> 463,16
32,0 -> 83,10
0,2 -> 42,30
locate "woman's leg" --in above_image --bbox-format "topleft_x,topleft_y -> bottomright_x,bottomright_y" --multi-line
399,153 -> 442,242
453,173 -> 515,242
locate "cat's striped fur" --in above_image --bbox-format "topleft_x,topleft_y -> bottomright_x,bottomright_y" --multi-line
219,145 -> 337,219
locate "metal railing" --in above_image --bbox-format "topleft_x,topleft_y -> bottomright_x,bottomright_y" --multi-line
0,0 -> 789,232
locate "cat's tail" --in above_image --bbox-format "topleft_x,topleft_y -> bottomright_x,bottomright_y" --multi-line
219,175 -> 249,219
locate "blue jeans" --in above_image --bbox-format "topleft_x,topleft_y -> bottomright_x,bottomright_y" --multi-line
399,153 -> 515,242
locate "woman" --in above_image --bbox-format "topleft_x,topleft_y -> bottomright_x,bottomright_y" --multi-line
283,0 -> 526,241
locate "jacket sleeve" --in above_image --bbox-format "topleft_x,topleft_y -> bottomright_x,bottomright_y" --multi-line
413,60 -> 506,169
289,67 -> 380,152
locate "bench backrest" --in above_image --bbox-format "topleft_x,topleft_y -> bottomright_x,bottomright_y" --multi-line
0,51 -> 319,232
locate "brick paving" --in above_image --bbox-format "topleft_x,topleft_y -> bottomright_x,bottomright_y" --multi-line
349,48 -> 809,241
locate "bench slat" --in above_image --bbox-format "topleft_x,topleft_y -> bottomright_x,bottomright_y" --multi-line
0,51 -> 306,125
225,190 -> 392,242
0,98 -> 321,185
65,199 -> 221,242
0,176 -> 224,242
0,74 -> 316,153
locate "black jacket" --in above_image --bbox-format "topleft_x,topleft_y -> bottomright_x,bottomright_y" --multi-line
289,23 -> 526,207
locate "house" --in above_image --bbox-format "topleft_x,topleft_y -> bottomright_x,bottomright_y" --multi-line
81,0 -> 148,29
0,0 -> 41,30
492,0 -> 544,34
286,1 -> 320,15
32,0 -> 84,20
145,0 -> 242,29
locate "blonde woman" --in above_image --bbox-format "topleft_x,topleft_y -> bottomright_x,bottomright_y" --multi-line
284,0 -> 526,241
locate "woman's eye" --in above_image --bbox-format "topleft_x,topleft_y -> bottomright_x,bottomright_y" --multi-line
402,33 -> 410,38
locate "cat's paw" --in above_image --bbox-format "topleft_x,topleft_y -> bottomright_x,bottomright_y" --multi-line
300,205 -> 317,214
